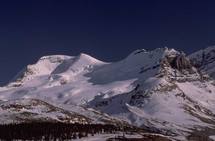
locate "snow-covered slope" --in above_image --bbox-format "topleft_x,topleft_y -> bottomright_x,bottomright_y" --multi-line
0,47 -> 215,138
189,46 -> 215,79
9,55 -> 72,87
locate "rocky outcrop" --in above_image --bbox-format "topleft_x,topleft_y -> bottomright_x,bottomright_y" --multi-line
161,52 -> 192,71
170,54 -> 192,70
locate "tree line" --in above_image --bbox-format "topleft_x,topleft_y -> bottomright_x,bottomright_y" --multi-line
0,122 -> 128,140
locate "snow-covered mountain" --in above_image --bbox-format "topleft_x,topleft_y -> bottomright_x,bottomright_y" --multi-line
1,47 -> 215,138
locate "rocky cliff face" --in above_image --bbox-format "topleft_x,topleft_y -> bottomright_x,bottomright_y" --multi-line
165,53 -> 192,70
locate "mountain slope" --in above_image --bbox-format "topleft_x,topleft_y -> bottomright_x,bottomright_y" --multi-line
88,48 -> 215,136
0,98 -> 130,127
189,46 -> 215,79
0,98 -> 90,124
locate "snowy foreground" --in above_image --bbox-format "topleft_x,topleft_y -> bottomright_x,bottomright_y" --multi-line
73,133 -> 173,141
1,47 -> 215,140
210,136 -> 215,141
74,133 -> 143,141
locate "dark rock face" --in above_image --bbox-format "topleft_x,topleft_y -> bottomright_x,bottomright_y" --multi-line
169,54 -> 192,70
161,53 -> 192,71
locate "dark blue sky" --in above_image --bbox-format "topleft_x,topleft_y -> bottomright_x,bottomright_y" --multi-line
0,0 -> 215,85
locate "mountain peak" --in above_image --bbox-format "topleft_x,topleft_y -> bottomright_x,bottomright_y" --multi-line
8,55 -> 72,87
77,53 -> 105,64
